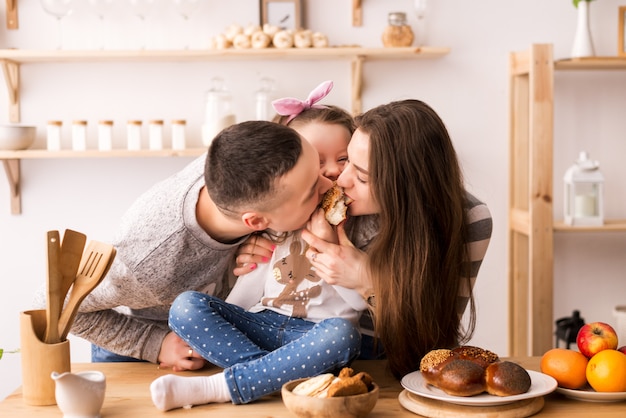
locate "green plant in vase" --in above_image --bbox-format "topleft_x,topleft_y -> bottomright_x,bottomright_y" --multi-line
572,0 -> 596,6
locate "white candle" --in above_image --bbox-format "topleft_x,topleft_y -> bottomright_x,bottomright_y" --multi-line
574,194 -> 596,217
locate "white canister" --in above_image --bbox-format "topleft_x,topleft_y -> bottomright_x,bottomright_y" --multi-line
46,121 -> 62,151
149,120 -> 164,150
171,119 -> 186,150
72,120 -> 87,151
97,120 -> 113,151
126,120 -> 142,150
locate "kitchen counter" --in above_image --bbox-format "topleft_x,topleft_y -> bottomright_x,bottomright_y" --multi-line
1,357 -> 626,416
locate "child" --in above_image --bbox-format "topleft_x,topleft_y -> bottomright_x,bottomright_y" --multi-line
150,81 -> 367,410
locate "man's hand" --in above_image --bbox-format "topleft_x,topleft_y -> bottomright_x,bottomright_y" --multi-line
157,332 -> 206,372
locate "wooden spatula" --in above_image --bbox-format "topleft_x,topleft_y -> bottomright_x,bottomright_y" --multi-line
58,240 -> 116,341
44,230 -> 62,344
59,229 -> 86,310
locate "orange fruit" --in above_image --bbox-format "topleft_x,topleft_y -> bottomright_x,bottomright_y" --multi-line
540,348 -> 588,389
586,349 -> 626,392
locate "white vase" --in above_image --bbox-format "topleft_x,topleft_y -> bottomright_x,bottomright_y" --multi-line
570,1 -> 595,58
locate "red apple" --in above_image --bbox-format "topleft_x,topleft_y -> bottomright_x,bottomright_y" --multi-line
576,322 -> 618,358
618,346 -> 626,355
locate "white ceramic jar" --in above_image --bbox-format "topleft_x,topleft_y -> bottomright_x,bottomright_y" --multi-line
97,120 -> 113,151
46,120 -> 62,151
149,120 -> 164,150
126,120 -> 142,150
171,119 -> 186,150
72,120 -> 87,151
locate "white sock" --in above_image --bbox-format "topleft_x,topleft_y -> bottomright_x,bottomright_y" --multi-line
150,372 -> 232,411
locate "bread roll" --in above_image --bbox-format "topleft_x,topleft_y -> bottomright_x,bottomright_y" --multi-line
273,30 -> 294,49
437,359 -> 486,397
322,183 -> 350,225
419,348 -> 453,386
451,345 -> 499,369
292,373 -> 335,397
312,32 -> 329,48
484,361 -> 531,396
251,31 -> 271,49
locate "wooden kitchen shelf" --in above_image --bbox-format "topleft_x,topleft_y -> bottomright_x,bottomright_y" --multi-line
1,149 -> 206,215
508,44 -> 626,357
0,46 -> 450,122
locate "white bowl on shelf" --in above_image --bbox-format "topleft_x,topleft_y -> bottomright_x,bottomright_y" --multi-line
0,124 -> 36,150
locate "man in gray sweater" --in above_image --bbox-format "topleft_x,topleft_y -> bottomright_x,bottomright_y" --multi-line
48,121 -> 332,371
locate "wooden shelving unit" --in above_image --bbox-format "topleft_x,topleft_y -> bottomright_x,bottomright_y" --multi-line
0,46 -> 450,215
0,47 -> 450,122
508,44 -> 626,357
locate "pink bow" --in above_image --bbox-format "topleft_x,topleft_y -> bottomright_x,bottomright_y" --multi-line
272,80 -> 334,123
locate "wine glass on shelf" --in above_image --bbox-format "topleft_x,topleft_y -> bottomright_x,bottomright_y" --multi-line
40,0 -> 74,50
88,0 -> 115,49
172,0 -> 199,49
128,0 -> 157,49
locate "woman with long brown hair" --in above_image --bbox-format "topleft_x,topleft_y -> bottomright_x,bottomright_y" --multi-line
300,99 -> 492,379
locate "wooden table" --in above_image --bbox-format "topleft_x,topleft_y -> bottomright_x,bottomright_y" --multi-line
1,357 -> 626,417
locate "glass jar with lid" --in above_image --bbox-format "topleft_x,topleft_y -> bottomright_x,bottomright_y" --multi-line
171,119 -> 187,150
202,77 -> 236,147
98,120 -> 113,151
127,120 -> 142,150
47,120 -> 63,151
382,12 -> 414,47
72,120 -> 88,151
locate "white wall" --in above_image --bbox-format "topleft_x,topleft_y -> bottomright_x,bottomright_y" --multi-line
1,0 -> 625,401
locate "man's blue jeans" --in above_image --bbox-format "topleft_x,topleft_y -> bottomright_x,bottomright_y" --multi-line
169,290 -> 361,404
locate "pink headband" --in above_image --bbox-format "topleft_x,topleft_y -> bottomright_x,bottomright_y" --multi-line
272,80 -> 334,123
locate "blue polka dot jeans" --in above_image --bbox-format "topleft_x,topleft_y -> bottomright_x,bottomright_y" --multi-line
169,290 -> 362,404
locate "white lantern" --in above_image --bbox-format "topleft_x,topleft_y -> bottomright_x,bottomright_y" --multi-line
563,151 -> 604,226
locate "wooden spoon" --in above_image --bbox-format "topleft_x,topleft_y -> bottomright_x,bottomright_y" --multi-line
44,230 -> 62,344
58,241 -> 116,341
59,229 -> 86,311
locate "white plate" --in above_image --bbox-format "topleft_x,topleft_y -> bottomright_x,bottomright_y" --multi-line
401,370 -> 557,407
556,386 -> 626,402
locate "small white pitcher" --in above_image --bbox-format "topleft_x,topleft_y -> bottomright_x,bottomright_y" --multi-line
51,370 -> 106,418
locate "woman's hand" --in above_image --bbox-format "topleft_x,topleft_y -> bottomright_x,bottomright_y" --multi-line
158,332 -> 206,372
233,234 -> 275,276
301,223 -> 372,296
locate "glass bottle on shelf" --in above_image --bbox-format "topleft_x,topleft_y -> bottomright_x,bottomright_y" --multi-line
202,77 -> 236,147
255,77 -> 276,121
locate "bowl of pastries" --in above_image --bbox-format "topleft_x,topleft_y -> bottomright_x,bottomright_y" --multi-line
281,367 -> 379,418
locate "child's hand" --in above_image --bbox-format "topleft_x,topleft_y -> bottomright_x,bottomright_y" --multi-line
233,234 -> 275,276
307,208 -> 338,244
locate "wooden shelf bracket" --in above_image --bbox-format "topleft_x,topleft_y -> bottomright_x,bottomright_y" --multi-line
351,55 -> 364,115
2,159 -> 21,214
352,0 -> 362,26
6,0 -> 18,29
1,59 -> 20,122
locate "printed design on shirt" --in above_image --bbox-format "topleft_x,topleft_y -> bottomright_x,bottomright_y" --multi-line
261,239 -> 322,317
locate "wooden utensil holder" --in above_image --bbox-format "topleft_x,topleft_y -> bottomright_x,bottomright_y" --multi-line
20,309 -> 70,406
